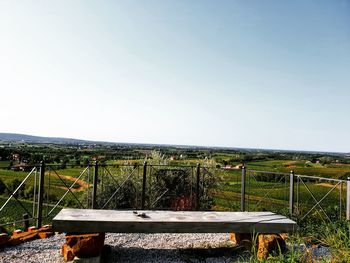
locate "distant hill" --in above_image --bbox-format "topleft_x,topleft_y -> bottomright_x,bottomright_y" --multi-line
0,132 -> 348,156
0,133 -> 97,145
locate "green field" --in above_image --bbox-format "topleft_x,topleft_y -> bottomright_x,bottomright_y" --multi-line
245,159 -> 350,179
1,143 -> 349,261
0,196 -> 64,232
0,158 -> 348,228
204,160 -> 348,223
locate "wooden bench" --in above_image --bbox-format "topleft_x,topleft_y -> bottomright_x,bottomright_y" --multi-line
52,208 -> 296,234
53,209 -> 297,261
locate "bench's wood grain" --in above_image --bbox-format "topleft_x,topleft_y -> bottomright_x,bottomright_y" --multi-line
52,209 -> 296,234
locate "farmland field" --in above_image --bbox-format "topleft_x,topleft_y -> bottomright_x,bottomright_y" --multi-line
0,145 -> 349,262
1,152 -> 349,229
245,159 -> 350,179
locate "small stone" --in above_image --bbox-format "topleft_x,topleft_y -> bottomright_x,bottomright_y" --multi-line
40,225 -> 52,232
72,255 -> 101,263
19,231 -> 39,242
38,231 -> 54,239
8,229 -> 40,246
137,213 -> 148,218
28,226 -> 38,232
10,231 -> 39,245
12,229 -> 22,236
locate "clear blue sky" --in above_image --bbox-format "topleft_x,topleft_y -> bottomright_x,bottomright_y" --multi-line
1,1 -> 349,152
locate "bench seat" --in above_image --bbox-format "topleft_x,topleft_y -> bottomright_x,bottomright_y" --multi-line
52,209 -> 296,234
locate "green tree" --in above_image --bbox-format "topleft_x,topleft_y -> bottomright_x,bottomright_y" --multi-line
148,150 -> 168,165
82,157 -> 90,167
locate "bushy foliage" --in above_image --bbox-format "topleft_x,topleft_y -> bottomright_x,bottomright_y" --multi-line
151,168 -> 193,209
253,172 -> 286,183
5,179 -> 25,197
24,185 -> 35,198
320,220 -> 350,262
148,150 -> 168,165
79,165 -> 140,209
0,179 -> 6,195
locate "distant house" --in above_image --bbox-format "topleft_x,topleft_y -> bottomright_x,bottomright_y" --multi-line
12,154 -> 20,161
223,164 -> 243,170
235,164 -> 244,169
11,162 -> 28,171
92,156 -> 106,161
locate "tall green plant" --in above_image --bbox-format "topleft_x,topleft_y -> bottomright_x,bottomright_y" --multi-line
147,150 -> 168,165
320,220 -> 350,262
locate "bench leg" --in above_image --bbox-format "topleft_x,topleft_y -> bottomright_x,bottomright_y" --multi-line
230,233 -> 287,260
61,233 -> 105,262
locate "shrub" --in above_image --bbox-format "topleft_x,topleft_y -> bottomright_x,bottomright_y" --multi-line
24,185 -> 35,198
5,179 -> 25,197
0,179 -> 6,195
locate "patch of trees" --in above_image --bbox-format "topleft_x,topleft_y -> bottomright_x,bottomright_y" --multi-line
79,165 -> 216,211
152,168 -> 194,209
253,173 -> 286,183
0,178 -> 34,199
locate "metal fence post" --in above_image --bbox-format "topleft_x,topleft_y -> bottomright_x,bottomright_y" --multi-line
92,161 -> 98,209
141,162 -> 147,210
196,163 -> 200,211
241,166 -> 246,212
347,177 -> 350,221
36,161 -> 45,228
289,171 -> 295,217
23,213 -> 29,231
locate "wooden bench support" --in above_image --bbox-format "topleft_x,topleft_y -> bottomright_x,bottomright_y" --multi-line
230,232 -> 287,259
61,232 -> 105,262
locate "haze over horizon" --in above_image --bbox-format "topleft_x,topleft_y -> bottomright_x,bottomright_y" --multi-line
0,132 -> 349,154
1,1 -> 349,152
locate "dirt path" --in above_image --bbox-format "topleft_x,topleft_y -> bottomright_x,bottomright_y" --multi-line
46,173 -> 91,192
316,182 -> 342,189
214,190 -> 288,206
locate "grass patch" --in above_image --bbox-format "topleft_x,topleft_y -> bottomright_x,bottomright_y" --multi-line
246,160 -> 350,179
318,220 -> 350,262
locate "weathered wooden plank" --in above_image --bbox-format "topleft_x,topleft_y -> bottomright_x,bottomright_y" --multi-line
52,209 -> 296,234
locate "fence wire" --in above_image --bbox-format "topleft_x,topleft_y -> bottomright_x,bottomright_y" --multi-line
0,163 -> 349,230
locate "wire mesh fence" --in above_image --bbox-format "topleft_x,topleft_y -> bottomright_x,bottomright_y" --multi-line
201,166 -> 241,211
244,170 -> 347,223
294,174 -> 347,223
0,166 -> 39,229
0,162 -> 349,231
246,170 -> 290,215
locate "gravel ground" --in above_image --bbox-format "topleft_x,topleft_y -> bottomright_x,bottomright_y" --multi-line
0,233 -> 246,263
0,233 -> 331,263
0,233 -> 65,263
